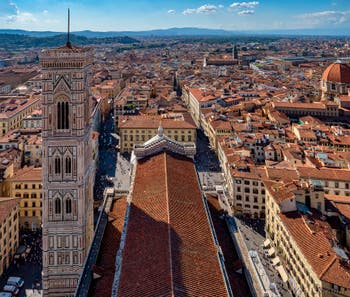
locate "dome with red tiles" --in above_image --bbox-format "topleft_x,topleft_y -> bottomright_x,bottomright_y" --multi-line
322,61 -> 350,84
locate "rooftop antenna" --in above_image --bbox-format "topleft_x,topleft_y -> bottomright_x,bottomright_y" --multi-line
66,8 -> 72,48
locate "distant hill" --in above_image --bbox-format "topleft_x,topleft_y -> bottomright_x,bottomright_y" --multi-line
0,33 -> 139,49
0,28 -> 232,38
0,27 -> 349,38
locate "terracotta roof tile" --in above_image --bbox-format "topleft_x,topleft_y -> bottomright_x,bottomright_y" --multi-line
0,197 -> 20,224
89,197 -> 127,297
279,211 -> 350,288
116,152 -> 229,297
322,62 -> 350,84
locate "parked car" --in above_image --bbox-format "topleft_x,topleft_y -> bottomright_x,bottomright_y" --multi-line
6,277 -> 24,288
0,292 -> 12,297
2,285 -> 19,296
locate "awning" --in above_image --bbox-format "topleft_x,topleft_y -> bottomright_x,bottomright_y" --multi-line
277,265 -> 288,283
272,256 -> 280,266
263,239 -> 271,248
267,247 -> 275,257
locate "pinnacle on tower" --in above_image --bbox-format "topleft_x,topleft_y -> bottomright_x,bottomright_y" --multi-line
66,8 -> 72,48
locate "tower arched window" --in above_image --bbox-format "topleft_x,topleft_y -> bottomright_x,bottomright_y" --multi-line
66,198 -> 72,214
54,198 -> 61,214
65,156 -> 72,174
54,157 -> 61,174
57,101 -> 69,130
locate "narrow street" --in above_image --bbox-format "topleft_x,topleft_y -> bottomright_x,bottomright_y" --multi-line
94,113 -> 118,201
195,129 -> 225,190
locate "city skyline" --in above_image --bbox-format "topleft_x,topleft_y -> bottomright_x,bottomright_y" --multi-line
1,0 -> 350,33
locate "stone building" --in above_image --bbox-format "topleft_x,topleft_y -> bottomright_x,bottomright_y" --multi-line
40,40 -> 95,296
6,166 -> 42,231
0,197 -> 20,276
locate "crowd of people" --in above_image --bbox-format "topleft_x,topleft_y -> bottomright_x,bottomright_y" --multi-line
22,231 -> 42,268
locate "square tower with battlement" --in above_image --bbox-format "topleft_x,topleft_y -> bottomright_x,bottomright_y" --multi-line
40,43 -> 94,297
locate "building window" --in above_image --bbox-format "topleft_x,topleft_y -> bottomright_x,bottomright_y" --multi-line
55,198 -> 61,214
31,193 -> 37,198
57,101 -> 69,130
66,198 -> 72,214
54,157 -> 61,174
65,156 -> 72,174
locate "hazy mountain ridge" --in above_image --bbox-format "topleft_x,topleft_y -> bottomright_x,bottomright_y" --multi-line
0,27 -> 349,37
0,33 -> 139,49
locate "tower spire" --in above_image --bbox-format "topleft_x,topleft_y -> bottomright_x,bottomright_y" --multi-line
66,8 -> 72,48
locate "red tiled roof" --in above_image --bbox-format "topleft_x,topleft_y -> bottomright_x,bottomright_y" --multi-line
189,88 -> 219,103
0,197 -> 20,224
279,211 -> 350,288
7,166 -> 42,181
206,195 -> 251,297
117,152 -> 229,297
118,114 -> 196,129
322,62 -> 350,84
274,101 -> 326,110
298,166 -> 350,181
89,197 -> 127,297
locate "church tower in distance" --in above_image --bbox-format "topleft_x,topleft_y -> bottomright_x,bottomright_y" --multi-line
40,20 -> 94,296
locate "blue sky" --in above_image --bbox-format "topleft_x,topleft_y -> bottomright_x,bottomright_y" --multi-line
0,0 -> 350,32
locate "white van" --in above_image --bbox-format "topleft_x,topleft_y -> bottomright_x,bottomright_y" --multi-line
6,276 -> 24,288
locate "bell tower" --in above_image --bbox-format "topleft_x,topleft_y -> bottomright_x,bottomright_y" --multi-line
40,10 -> 94,297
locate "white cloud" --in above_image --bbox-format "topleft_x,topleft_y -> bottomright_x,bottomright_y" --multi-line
296,10 -> 350,26
6,11 -> 37,24
43,10 -> 49,14
183,8 -> 197,15
0,1 -> 37,24
229,1 -> 259,15
230,1 -> 259,9
238,10 -> 255,15
182,4 -> 220,15
197,4 -> 218,14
